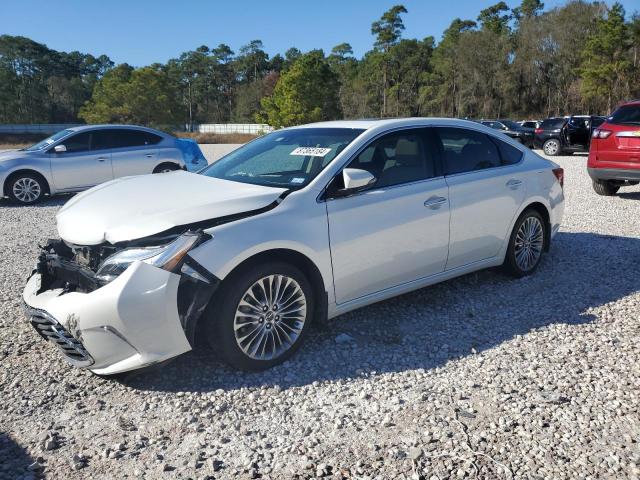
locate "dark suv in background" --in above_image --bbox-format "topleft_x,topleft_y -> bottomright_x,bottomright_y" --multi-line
534,115 -> 606,156
588,100 -> 640,195
480,120 -> 535,147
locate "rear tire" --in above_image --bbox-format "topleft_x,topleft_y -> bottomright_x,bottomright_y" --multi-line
592,179 -> 619,196
206,261 -> 314,371
542,139 -> 561,156
7,172 -> 46,204
503,209 -> 547,278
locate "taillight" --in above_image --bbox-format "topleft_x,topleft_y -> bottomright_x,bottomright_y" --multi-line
552,167 -> 564,188
535,128 -> 543,135
592,129 -> 612,139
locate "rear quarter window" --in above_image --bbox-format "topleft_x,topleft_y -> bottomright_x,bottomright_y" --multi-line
608,105 -> 640,125
541,118 -> 566,129
492,136 -> 523,165
111,129 -> 162,148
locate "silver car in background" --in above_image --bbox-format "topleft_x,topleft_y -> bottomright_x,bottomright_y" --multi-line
0,125 -> 192,204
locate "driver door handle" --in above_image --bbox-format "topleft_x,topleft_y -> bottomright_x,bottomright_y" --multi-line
97,157 -> 108,162
424,196 -> 447,209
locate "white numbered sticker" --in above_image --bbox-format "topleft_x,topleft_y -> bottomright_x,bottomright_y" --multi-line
290,147 -> 332,157
290,177 -> 305,184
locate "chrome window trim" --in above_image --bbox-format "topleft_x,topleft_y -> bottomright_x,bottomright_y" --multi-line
317,123 -> 526,202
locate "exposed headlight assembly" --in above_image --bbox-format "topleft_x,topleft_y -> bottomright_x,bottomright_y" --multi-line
95,232 -> 204,284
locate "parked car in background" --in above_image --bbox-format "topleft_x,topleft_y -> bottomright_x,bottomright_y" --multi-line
519,120 -> 542,129
176,138 -> 209,172
534,115 -> 606,156
0,125 -> 189,204
480,119 -> 535,147
588,100 -> 640,196
22,118 -> 564,374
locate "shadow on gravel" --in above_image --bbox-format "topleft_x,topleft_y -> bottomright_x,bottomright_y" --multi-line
0,433 -> 41,479
123,231 -> 640,393
618,191 -> 640,200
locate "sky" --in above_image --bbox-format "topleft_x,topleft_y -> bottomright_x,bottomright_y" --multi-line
2,0 -> 638,66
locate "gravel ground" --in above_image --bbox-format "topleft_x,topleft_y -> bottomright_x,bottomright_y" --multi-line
1,153 -> 639,480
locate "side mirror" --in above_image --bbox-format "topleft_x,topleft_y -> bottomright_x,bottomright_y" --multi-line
342,168 -> 376,190
54,144 -> 67,153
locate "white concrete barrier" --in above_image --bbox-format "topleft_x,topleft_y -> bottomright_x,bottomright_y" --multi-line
193,124 -> 273,135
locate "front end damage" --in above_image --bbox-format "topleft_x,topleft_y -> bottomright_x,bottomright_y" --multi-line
22,233 -> 218,375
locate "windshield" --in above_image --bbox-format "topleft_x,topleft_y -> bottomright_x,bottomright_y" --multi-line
25,129 -> 74,151
201,128 -> 364,188
608,105 -> 640,125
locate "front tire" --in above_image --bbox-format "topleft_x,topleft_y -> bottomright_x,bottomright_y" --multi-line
592,179 -> 619,196
207,262 -> 314,370
503,209 -> 547,277
543,139 -> 561,156
7,173 -> 45,204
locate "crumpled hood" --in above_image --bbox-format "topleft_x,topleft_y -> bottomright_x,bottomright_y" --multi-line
56,171 -> 286,245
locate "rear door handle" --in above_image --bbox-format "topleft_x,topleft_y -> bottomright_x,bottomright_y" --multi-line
97,157 -> 108,162
146,154 -> 154,158
424,196 -> 447,209
506,179 -> 522,189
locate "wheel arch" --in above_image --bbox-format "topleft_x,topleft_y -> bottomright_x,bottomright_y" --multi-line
194,247 -> 329,345
226,248 -> 327,319
153,161 -> 184,173
3,169 -> 51,197
523,201 -> 551,252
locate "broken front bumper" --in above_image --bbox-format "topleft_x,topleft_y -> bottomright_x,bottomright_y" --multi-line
23,261 -> 193,375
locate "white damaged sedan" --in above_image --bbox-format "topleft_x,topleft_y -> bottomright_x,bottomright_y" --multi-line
23,118 -> 564,374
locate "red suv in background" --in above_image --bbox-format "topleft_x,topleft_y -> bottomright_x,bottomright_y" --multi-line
588,100 -> 640,195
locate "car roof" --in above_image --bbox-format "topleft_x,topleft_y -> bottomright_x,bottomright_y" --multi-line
291,117 -> 489,131
65,124 -> 169,136
620,99 -> 640,106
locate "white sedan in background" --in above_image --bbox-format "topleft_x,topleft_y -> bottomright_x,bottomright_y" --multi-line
23,118 -> 564,374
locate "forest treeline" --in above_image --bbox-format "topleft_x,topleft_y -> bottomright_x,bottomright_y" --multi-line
1,0 -> 639,129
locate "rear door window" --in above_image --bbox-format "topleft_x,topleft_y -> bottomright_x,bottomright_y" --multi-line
435,127 -> 502,175
110,129 -> 162,148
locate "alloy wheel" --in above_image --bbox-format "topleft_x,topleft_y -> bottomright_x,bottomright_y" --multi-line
544,140 -> 559,156
514,216 -> 544,271
233,274 -> 307,361
12,177 -> 41,203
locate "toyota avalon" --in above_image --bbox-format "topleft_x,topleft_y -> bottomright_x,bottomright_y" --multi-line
22,118 -> 564,374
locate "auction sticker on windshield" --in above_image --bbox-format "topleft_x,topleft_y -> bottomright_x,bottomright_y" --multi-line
290,147 -> 332,157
